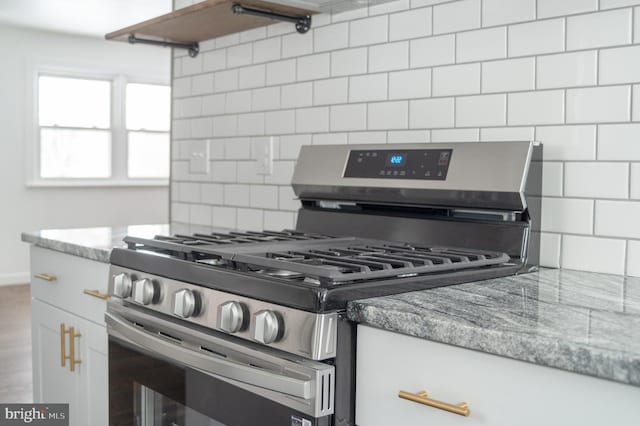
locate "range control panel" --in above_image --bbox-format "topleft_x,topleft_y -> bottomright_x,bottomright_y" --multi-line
343,149 -> 453,180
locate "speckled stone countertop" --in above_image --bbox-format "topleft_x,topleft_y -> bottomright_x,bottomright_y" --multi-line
347,268 -> 640,387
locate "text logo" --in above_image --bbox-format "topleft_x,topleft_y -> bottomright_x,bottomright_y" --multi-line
0,404 -> 68,426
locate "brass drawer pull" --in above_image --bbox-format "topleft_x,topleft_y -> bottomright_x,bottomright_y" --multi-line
399,390 -> 470,417
34,273 -> 57,282
83,289 -> 110,300
60,324 -> 82,372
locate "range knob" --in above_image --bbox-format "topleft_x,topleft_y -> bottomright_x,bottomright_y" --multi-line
252,310 -> 283,345
173,289 -> 200,318
132,278 -> 157,305
217,301 -> 246,333
112,273 -> 132,298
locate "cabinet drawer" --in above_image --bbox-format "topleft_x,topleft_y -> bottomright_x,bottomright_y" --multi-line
356,325 -> 640,426
30,246 -> 109,325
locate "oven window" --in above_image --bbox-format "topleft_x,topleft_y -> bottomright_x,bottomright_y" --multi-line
133,383 -> 227,426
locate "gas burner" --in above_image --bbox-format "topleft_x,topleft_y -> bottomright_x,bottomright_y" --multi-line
256,269 -> 306,279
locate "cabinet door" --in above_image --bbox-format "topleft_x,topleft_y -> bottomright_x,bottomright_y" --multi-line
31,299 -> 81,422
77,318 -> 108,426
356,325 -> 640,426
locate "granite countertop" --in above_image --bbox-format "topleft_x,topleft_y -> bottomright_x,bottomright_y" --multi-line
347,268 -> 640,387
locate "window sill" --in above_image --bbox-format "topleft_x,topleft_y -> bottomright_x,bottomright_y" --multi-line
26,179 -> 169,188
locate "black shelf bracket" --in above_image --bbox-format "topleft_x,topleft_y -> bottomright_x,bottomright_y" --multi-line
232,3 -> 311,34
128,34 -> 200,58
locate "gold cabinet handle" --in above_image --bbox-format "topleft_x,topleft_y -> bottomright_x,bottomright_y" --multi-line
399,390 -> 470,417
34,273 -> 57,282
83,289 -> 110,300
60,324 -> 82,372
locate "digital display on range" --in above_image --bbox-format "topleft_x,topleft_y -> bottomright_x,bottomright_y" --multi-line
387,153 -> 406,166
344,149 -> 453,180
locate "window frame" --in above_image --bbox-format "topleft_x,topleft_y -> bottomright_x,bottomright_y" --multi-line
26,65 -> 170,187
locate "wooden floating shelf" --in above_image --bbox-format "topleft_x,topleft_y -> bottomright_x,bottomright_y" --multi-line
106,0 -> 318,57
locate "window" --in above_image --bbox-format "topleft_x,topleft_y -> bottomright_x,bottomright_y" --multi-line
33,72 -> 170,185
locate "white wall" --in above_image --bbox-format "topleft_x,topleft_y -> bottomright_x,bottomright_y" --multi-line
0,23 -> 171,285
170,0 -> 640,277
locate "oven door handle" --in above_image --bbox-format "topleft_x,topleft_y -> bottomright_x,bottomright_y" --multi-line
105,311 -> 314,399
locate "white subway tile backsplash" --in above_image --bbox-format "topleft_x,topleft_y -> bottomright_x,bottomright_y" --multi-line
537,51 -> 597,89
202,94 -> 226,115
480,126 -> 534,141
239,64 -> 266,89
389,69 -> 431,99
240,27 -> 266,43
431,128 -> 480,142
636,8 -> 640,43
562,235 -> 626,275
539,232 -> 561,268
388,129 -> 430,143
213,115 -> 238,137
252,37 -> 281,64
370,0 -> 411,16
178,182 -> 200,203
433,0 -> 481,34
349,74 -> 388,102
265,161 -> 296,184
331,48 -> 368,76
224,184 -> 250,206
482,58 -> 535,93
267,22 -> 294,38
203,49 -> 226,72
278,186 -> 300,211
410,98 -> 454,128
456,27 -> 506,63
189,205 -> 212,226
215,33 -> 240,49
252,86 -> 280,111
596,200 -> 640,238
192,73 -> 215,95
628,240 -> 640,277
250,185 -> 278,208
237,208 -> 263,230
410,35 -> 455,68
565,163 -> 629,199
456,94 -> 506,127
330,104 -> 368,131
313,133 -> 348,145
281,82 -> 313,108
173,77 -> 191,98
211,161 -> 237,182
542,163 -> 563,197
432,63 -> 480,96
212,206 -> 236,228
191,118 -> 213,138
508,19 -> 565,57
368,101 -> 409,130
282,33 -> 313,58
314,22 -> 349,52
214,70 -> 238,92
314,78 -> 349,106
266,59 -> 296,86
508,91 -> 564,125
225,90 -> 251,113
600,46 -> 640,85
541,197 -> 594,234
264,210 -> 295,230
369,41 -> 409,72
332,8 -> 368,23
265,110 -> 295,135
296,107 -> 330,132
349,131 -> 387,144
227,43 -> 252,68
601,0 -> 640,8
182,54 -> 203,75
566,86 -> 630,123
200,183 -> 224,205
632,164 -> 640,199
389,7 -> 432,41
566,9 -> 632,50
297,53 -> 331,81
537,0 -> 597,19
482,0 -> 536,27
237,161 -> 263,183
634,85 -> 640,121
536,125 -> 596,160
598,124 -> 640,160
224,138 -> 251,159
350,15 -> 389,46
279,134 -> 311,159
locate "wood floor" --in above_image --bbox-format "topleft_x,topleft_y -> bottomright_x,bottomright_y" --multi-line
0,284 -> 32,403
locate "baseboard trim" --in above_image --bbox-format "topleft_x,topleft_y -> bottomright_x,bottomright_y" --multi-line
0,272 -> 30,286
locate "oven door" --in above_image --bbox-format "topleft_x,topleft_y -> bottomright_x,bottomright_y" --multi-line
105,302 -> 334,426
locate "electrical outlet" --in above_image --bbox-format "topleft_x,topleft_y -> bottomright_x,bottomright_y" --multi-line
254,137 -> 273,176
189,140 -> 209,174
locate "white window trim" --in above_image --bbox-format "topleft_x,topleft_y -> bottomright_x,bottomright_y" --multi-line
25,63 -> 170,188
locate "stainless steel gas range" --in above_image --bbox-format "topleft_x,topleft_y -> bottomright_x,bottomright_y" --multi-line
105,141 -> 541,426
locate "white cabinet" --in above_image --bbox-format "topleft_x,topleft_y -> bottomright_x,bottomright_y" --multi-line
30,246 -> 109,426
356,325 -> 640,426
